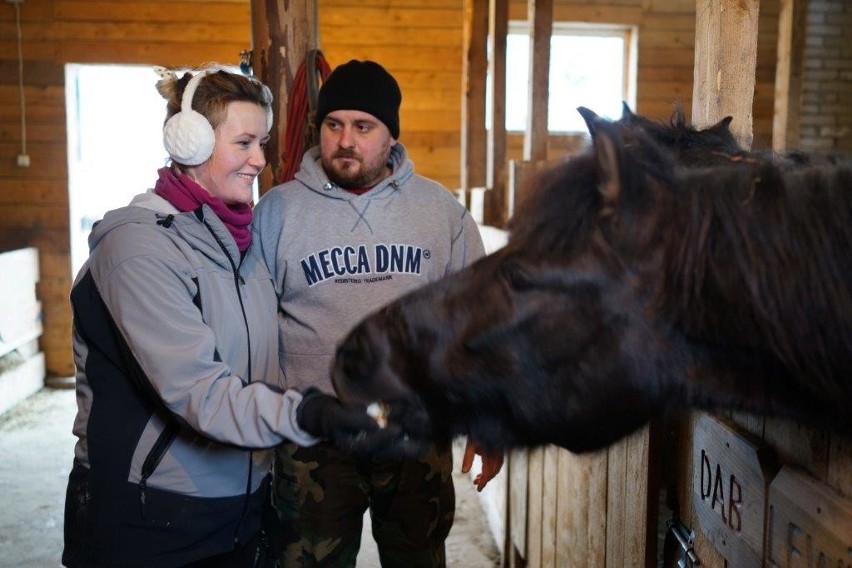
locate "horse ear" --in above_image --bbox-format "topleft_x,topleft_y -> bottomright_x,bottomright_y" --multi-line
577,106 -> 600,135
591,120 -> 623,216
711,116 -> 734,132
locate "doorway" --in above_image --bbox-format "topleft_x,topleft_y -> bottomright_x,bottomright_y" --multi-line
65,64 -> 169,276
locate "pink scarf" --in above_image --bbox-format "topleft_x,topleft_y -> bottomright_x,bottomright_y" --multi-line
153,167 -> 252,253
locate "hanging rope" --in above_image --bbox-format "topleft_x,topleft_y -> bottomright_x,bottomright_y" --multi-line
279,49 -> 331,184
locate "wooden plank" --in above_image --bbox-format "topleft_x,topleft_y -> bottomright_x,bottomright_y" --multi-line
461,0 -> 488,192
526,446 -> 545,567
320,27 -> 460,47
692,414 -> 779,566
827,437 -> 852,499
0,352 -> 45,417
508,3 -> 643,23
383,70 -> 462,91
508,158 -> 550,218
638,29 -> 696,49
679,413 -> 730,568
0,181 -> 69,206
54,1 -> 250,23
484,0 -> 509,227
401,110 -> 462,133
692,0 -> 760,148
605,426 -> 651,568
52,22 -> 250,43
763,419 -> 830,482
509,448 -> 529,558
766,467 -> 852,566
555,448 -> 607,566
0,206 -> 69,231
396,89 -> 463,111
0,248 -> 39,302
42,42 -> 250,67
321,47 -> 464,72
319,7 -> 462,28
0,303 -> 42,359
772,0 -> 808,151
636,81 -> 694,100
523,0 -> 552,162
322,0 -> 459,6
541,445 -> 558,567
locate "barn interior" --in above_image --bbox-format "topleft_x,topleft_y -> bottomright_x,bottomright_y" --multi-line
1,0 -> 851,567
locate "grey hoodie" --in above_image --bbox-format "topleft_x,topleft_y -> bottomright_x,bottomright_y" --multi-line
252,142 -> 485,394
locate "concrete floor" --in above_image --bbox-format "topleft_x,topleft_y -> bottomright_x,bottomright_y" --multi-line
0,387 -> 500,568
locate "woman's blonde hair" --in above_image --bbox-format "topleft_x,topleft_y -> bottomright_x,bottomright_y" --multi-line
155,64 -> 272,132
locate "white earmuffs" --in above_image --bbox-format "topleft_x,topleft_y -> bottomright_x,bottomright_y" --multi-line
162,69 -> 274,166
163,69 -> 218,166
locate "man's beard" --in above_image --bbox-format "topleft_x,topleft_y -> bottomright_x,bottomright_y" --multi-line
323,149 -> 390,189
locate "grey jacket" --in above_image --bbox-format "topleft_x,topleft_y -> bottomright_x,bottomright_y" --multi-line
65,191 -> 316,566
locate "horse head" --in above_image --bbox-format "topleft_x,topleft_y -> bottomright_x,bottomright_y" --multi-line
332,110 -> 852,454
333,117 -> 694,453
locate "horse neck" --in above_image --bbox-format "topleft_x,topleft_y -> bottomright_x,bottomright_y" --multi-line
658,161 -> 852,412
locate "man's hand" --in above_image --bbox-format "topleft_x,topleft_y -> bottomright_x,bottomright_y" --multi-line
461,439 -> 505,492
297,389 -> 429,459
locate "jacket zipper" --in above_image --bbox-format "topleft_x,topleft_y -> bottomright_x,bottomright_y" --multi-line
201,218 -> 255,546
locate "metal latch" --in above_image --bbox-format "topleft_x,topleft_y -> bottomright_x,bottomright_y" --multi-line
667,519 -> 700,567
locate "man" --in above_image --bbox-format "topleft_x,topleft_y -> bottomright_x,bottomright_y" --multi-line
253,59 -> 502,567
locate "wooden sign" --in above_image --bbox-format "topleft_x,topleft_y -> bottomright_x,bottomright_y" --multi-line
766,466 -> 852,567
692,414 -> 779,566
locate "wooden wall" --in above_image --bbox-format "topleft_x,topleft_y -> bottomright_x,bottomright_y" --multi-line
316,0 -> 464,189
0,1 -> 255,378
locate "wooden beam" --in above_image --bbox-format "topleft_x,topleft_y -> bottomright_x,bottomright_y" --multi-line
772,0 -> 808,151
523,0 -> 552,162
461,0 -> 488,194
483,0 -> 509,227
250,0 -> 318,193
692,0 -> 760,149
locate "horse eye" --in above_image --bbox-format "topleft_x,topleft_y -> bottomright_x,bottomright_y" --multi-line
501,261 -> 535,291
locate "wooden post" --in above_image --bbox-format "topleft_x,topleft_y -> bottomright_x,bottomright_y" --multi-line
483,0 -> 509,227
772,0 -> 808,151
250,0 -> 318,194
692,0 -> 760,149
520,5 -> 551,560
523,0 -> 552,163
688,6 -> 762,565
461,0 -> 489,200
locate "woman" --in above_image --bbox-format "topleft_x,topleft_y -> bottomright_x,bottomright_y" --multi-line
62,65 -> 393,567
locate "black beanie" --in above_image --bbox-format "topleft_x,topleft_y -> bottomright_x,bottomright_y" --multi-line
315,60 -> 402,139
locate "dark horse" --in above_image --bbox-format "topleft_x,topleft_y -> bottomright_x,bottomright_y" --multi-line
332,109 -> 852,454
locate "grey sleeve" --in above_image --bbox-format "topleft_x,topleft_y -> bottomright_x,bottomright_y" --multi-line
450,207 -> 486,272
92,238 -> 318,449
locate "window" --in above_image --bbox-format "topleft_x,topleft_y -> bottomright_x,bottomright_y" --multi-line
490,22 -> 636,133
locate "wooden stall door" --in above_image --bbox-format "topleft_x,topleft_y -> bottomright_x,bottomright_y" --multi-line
509,426 -> 656,568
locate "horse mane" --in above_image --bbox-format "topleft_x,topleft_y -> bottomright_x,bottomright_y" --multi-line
509,108 -> 852,408
506,154 -> 604,257
660,148 -> 852,404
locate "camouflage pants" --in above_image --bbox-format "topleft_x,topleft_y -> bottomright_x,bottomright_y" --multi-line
272,440 -> 455,568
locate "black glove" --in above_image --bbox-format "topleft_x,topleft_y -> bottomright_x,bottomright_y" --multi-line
296,389 -> 430,460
